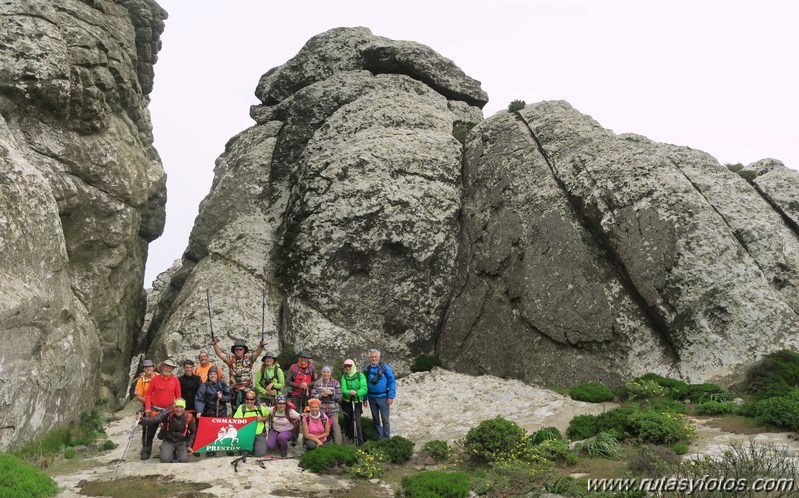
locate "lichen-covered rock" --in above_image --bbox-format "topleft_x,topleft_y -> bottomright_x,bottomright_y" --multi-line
0,0 -> 166,449
144,27 -> 480,372
744,159 -> 799,233
438,101 -> 799,386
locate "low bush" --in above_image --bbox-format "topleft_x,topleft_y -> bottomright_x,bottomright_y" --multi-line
636,397 -> 687,414
529,426 -> 562,445
745,349 -> 799,400
626,411 -> 693,444
566,406 -> 633,441
276,348 -> 297,374
349,448 -> 386,479
423,440 -> 449,462
0,453 -> 58,498
360,416 -> 380,442
362,436 -> 414,464
527,437 -> 577,466
621,379 -> 667,400
101,439 -> 117,451
570,382 -> 615,403
410,355 -> 442,373
298,444 -> 357,474
751,396 -> 799,430
672,443 -> 689,455
464,417 -> 525,463
638,373 -> 690,400
507,99 -> 526,112
578,432 -> 623,459
400,471 -> 470,498
687,383 -> 730,403
451,122 -> 476,145
694,401 -> 738,416
627,444 -> 678,477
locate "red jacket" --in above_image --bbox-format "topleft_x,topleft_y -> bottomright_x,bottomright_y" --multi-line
145,374 -> 181,411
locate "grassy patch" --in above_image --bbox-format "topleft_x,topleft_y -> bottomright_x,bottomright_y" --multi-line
0,453 -> 58,498
80,476 -> 211,497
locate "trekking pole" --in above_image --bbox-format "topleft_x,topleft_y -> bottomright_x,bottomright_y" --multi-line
351,398 -> 359,447
261,286 -> 266,342
215,395 -> 220,417
206,290 -> 215,342
111,416 -> 140,480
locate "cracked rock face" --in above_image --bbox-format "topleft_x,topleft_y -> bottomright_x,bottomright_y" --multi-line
438,101 -> 799,386
143,28 -> 479,371
0,0 -> 166,450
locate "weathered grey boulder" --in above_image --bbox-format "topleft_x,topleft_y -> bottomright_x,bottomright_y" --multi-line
744,159 -> 799,234
0,0 -> 166,449
438,101 -> 799,386
143,28 -> 480,371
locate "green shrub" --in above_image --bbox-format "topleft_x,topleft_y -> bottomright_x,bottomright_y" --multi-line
725,163 -> 745,172
464,417 -> 525,462
745,349 -> 799,400
100,439 -> 117,451
737,170 -> 757,181
672,443 -> 689,455
63,447 -> 76,459
529,426 -> 562,445
752,396 -> 799,430
507,99 -> 526,112
410,355 -> 442,373
687,383 -> 730,403
621,379 -> 667,400
578,432 -> 623,459
451,122 -> 476,145
362,436 -> 414,464
626,411 -> 691,444
566,406 -> 634,441
360,416 -> 380,442
423,440 -> 449,462
349,448 -> 386,479
638,373 -> 690,399
528,437 -> 577,465
570,382 -> 614,403
298,444 -> 357,474
0,453 -> 58,498
400,471 -> 470,498
636,397 -> 687,414
694,401 -> 738,416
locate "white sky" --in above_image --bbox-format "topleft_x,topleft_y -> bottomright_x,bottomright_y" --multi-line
146,0 -> 799,285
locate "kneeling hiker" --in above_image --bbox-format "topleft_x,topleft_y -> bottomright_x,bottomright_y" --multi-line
301,398 -> 329,451
266,395 -> 300,457
234,390 -> 270,457
136,398 -> 196,463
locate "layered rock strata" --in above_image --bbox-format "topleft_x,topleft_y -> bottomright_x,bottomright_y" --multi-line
0,0 -> 166,450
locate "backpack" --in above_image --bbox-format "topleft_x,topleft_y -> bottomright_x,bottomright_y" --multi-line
289,362 -> 316,383
259,365 -> 280,389
269,405 -> 299,430
160,409 -> 194,438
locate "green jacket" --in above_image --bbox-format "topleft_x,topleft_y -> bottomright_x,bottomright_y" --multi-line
341,372 -> 368,403
254,363 -> 285,399
234,403 -> 270,435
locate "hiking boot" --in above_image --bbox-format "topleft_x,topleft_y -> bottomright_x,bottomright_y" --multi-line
226,451 -> 235,456
206,452 -> 216,458
140,450 -> 150,460
280,449 -> 287,458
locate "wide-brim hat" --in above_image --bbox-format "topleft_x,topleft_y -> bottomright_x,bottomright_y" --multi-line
262,352 -> 277,362
160,359 -> 178,369
297,351 -> 311,359
231,339 -> 249,354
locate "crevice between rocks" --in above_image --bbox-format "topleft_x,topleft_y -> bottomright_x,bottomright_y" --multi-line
749,179 -> 799,245
515,111 -> 680,362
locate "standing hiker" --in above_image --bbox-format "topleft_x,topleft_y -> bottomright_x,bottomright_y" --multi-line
254,352 -> 285,407
266,395 -> 301,457
195,350 -> 223,382
233,390 -> 270,457
363,349 -> 396,440
178,360 -> 201,416
133,359 -> 157,458
311,365 -> 342,444
142,359 -> 181,459
340,358 -> 367,445
137,398 -> 196,463
287,351 -> 317,415
211,337 -> 265,414
194,366 -> 231,457
301,398 -> 330,451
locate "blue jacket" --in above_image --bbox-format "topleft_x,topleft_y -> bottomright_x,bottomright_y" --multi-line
363,362 -> 396,399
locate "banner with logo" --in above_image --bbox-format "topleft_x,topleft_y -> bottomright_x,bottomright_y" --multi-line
191,417 -> 257,453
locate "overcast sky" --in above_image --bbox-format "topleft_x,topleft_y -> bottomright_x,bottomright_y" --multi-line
146,0 -> 798,285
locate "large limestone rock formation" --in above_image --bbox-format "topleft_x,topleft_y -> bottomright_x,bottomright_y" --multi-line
143,28 -> 483,371
438,101 -> 799,386
0,0 -> 166,450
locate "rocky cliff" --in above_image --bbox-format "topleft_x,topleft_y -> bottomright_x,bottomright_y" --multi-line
0,0 -> 166,450
142,27 -> 799,389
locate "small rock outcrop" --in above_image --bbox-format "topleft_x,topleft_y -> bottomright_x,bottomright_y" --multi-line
143,28 -> 483,369
0,0 -> 166,450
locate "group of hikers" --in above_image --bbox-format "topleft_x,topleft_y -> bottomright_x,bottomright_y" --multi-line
132,339 -> 397,463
